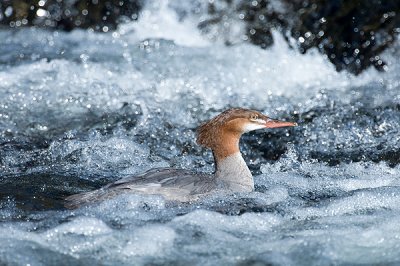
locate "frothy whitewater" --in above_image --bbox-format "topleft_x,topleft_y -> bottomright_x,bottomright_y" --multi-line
1,1 -> 400,265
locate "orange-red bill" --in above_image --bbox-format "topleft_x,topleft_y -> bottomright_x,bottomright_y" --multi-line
265,119 -> 298,128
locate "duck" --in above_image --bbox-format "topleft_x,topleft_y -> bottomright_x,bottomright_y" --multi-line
65,108 -> 297,208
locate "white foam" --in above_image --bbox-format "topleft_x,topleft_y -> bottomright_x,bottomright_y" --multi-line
44,217 -> 112,237
123,225 -> 176,257
118,1 -> 210,47
173,209 -> 282,234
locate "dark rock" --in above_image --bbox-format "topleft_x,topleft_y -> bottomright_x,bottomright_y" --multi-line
200,0 -> 400,74
287,0 -> 400,74
0,0 -> 143,32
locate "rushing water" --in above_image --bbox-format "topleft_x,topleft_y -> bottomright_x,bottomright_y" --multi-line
1,1 -> 400,265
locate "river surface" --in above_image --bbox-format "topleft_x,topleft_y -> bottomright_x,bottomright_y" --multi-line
1,1 -> 400,265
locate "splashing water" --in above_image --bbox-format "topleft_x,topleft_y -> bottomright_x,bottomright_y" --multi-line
0,1 -> 400,265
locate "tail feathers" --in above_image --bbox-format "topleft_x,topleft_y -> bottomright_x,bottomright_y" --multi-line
64,188 -> 113,209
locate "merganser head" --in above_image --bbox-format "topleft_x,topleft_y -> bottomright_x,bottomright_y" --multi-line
197,108 -> 297,151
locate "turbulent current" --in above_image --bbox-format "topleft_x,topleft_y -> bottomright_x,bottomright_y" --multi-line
1,1 -> 400,265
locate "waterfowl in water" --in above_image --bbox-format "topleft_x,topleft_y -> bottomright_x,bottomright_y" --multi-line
65,108 -> 297,208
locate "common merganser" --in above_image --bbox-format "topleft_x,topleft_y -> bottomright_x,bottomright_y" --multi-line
65,108 -> 297,208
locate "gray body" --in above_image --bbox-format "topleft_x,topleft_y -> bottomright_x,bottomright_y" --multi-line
65,152 -> 253,208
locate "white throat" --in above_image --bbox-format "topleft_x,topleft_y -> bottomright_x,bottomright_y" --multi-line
242,121 -> 266,133
214,152 -> 254,192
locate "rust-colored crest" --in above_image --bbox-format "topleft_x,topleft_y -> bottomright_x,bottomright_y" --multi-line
196,108 -> 262,148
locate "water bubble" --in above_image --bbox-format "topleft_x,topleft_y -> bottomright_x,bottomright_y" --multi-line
36,8 -> 48,17
4,6 -> 13,17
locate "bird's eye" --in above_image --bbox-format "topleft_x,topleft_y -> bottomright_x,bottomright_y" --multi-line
250,114 -> 258,121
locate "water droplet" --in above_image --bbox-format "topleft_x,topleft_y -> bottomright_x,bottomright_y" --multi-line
36,8 -> 48,17
4,6 -> 13,17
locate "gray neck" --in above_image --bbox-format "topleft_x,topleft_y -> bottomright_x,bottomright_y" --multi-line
214,152 -> 254,192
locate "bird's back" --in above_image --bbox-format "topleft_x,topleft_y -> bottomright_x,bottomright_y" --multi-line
65,168 -> 216,208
